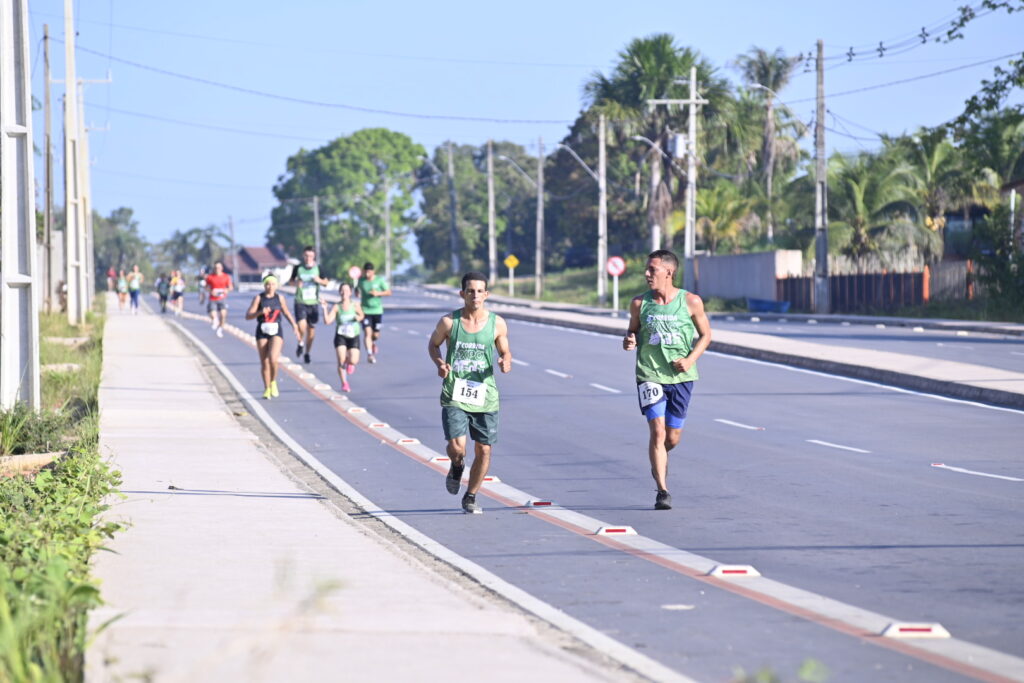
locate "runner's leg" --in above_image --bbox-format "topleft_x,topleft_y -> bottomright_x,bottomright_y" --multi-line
257,338 -> 271,390
268,336 -> 283,385
335,344 -> 348,389
647,416 -> 670,491
296,318 -> 308,356
465,441 -> 492,495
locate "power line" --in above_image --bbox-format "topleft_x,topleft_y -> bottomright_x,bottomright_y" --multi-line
92,166 -> 268,190
61,41 -> 573,124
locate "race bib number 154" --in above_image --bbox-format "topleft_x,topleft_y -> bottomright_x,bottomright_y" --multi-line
453,378 -> 487,407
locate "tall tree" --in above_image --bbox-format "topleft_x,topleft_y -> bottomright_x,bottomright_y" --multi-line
733,47 -> 800,243
696,180 -> 750,255
92,207 -> 150,279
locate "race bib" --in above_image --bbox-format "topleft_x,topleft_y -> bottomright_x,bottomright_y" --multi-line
212,288 -> 226,298
453,378 -> 487,407
301,284 -> 317,300
340,322 -> 359,337
260,321 -> 279,336
637,381 -> 664,408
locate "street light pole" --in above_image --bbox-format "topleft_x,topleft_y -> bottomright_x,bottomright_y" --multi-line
446,141 -> 460,275
383,178 -> 392,282
598,113 -> 608,304
814,39 -> 830,314
312,195 -> 321,257
535,136 -> 545,299
487,140 -> 497,286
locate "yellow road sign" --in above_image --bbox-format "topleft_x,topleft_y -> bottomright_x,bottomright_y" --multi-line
504,254 -> 520,269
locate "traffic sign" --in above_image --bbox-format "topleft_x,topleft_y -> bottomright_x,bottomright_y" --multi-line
348,266 -> 362,280
504,254 -> 520,270
607,256 -> 626,277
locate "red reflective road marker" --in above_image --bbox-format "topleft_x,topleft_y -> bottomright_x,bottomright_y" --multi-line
708,565 -> 762,578
597,526 -> 638,536
881,623 -> 951,639
396,438 -> 420,445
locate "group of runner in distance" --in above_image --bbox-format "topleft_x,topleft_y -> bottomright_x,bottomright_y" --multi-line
197,246 -> 712,514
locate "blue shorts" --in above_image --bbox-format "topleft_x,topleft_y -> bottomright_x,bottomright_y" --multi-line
639,381 -> 693,429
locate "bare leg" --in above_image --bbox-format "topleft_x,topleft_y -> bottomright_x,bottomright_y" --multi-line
335,345 -> 348,387
446,436 -> 467,469
268,336 -> 283,383
647,417 -> 670,491
466,441 -> 492,495
305,325 -> 316,355
257,339 -> 272,389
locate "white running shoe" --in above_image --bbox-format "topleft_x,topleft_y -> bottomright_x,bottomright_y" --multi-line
216,326 -> 224,338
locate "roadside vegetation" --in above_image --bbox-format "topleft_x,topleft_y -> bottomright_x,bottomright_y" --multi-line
0,302 -> 121,682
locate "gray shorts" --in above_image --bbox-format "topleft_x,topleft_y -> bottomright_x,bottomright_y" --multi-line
441,406 -> 498,445
207,300 -> 228,313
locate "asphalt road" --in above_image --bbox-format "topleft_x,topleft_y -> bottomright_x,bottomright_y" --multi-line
166,287 -> 1024,682
710,316 -> 1024,374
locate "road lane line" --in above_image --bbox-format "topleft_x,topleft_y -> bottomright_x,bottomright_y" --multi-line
510,358 -> 529,366
1011,352 -> 1024,356
807,439 -> 871,453
589,383 -> 621,394
931,463 -> 1024,482
545,369 -> 572,379
715,419 -> 765,431
172,312 -> 1024,683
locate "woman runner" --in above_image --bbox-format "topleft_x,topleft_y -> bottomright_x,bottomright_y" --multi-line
245,275 -> 299,399
116,270 -> 129,312
321,282 -> 365,392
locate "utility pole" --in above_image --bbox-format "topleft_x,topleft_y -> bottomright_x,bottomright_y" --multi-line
312,195 -> 321,257
43,24 -> 55,312
78,83 -> 95,304
597,114 -> 608,304
1,0 -> 41,408
446,141 -> 460,275
813,39 -> 830,314
228,215 -> 239,285
487,140 -> 497,286
383,178 -> 392,282
63,0 -> 86,325
535,136 -> 545,299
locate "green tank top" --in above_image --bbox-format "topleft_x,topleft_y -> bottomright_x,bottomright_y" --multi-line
636,290 -> 699,384
440,309 -> 499,413
295,265 -> 321,305
335,304 -> 360,338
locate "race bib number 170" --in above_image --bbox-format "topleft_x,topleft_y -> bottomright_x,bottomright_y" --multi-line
637,382 -> 664,408
453,378 -> 487,407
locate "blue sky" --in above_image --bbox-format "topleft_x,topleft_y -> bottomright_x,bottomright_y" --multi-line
26,0 -> 1022,249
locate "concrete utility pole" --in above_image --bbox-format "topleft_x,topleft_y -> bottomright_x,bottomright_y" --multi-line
535,136 -> 545,299
43,24 -> 55,312
1,0 -> 41,409
647,69 -> 707,292
446,141 -> 460,275
813,39 -> 830,314
383,178 -> 392,282
228,216 -> 239,285
78,83 -> 95,304
487,140 -> 497,286
598,113 -> 608,304
63,0 -> 86,325
312,195 -> 321,257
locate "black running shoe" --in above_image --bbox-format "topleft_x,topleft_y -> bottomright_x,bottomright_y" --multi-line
446,461 -> 464,495
655,490 -> 672,510
296,343 -> 304,358
462,492 -> 482,514
303,352 -> 311,364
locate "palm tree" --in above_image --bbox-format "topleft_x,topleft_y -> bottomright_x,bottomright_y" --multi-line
696,180 -> 750,254
583,34 -> 729,250
733,47 -> 800,245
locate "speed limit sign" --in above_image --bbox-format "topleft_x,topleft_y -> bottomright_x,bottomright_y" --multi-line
606,256 -> 626,277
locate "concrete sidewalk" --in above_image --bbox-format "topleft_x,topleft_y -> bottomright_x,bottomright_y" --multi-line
86,297 -> 629,682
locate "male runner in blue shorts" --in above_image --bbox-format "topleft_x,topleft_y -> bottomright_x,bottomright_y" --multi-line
623,249 -> 712,510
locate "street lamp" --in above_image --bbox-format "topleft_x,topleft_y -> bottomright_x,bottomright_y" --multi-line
499,146 -> 545,299
556,139 -> 608,304
420,153 -> 460,275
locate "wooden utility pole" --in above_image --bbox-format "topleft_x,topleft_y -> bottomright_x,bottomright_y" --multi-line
383,178 -> 392,282
228,215 -> 240,285
597,114 -> 608,303
534,137 -> 545,299
487,140 -> 496,286
446,141 -> 460,275
813,39 -> 830,314
312,195 -> 321,257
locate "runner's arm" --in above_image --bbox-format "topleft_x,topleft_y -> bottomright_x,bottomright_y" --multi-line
287,266 -> 300,286
495,316 -> 512,373
244,295 -> 261,320
673,292 -> 712,373
622,296 -> 643,350
371,281 -> 392,297
427,316 -> 453,379
354,303 -> 365,322
321,302 -> 338,325
280,298 -> 299,333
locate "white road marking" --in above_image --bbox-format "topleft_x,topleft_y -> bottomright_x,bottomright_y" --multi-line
931,463 -> 1023,482
957,330 -> 969,336
715,418 -> 765,431
661,604 -> 696,611
1011,351 -> 1024,356
545,369 -> 572,379
389,326 -> 401,331
806,439 -> 871,454
407,330 -> 420,336
590,383 -> 621,394
750,317 -> 760,322
510,358 -> 529,366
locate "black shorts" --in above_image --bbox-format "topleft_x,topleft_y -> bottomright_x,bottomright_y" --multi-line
255,321 -> 284,341
362,314 -> 382,332
334,334 -> 359,349
170,291 -> 183,301
293,301 -> 320,324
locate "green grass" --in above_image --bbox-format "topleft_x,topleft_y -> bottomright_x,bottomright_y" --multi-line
0,298 -> 121,682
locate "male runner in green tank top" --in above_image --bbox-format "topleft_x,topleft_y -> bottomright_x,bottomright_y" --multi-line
427,272 -> 512,514
623,249 -> 712,510
288,246 -> 330,364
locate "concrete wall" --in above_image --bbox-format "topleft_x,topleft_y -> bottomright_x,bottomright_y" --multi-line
693,251 -> 802,301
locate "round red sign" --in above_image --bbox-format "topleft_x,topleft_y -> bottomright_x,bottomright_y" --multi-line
606,256 -> 626,277
348,266 -> 362,280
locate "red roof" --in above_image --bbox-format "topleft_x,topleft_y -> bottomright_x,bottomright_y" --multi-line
235,245 -> 289,275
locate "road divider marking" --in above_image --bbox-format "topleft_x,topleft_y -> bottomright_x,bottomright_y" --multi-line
931,463 -> 1023,482
750,317 -> 760,323
589,383 -> 621,394
429,456 -> 450,463
661,604 -> 696,611
882,623 -> 951,639
527,500 -> 554,507
715,419 -> 765,431
913,326 -> 925,332
300,372 -> 315,379
407,330 -> 420,336
545,369 -> 572,379
807,439 -> 870,454
957,330 -> 969,336
483,475 -> 501,483
1011,351 -> 1024,356
511,358 -> 529,366
369,422 -> 390,429
389,326 -> 401,331
708,565 -> 761,578
596,526 -> 637,536
808,319 -> 818,325
314,383 -> 331,391
875,323 -> 886,329
347,407 -> 367,414
396,437 -> 420,445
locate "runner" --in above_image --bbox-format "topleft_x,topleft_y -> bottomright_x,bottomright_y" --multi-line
156,273 -> 170,313
356,261 -> 391,363
116,270 -> 129,312
427,272 -> 512,514
205,261 -> 233,338
197,270 -> 208,306
622,249 -> 712,511
321,282 -> 365,393
288,246 -> 330,364
106,266 -> 116,292
245,274 -> 298,399
169,270 -> 186,316
127,265 -> 144,315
